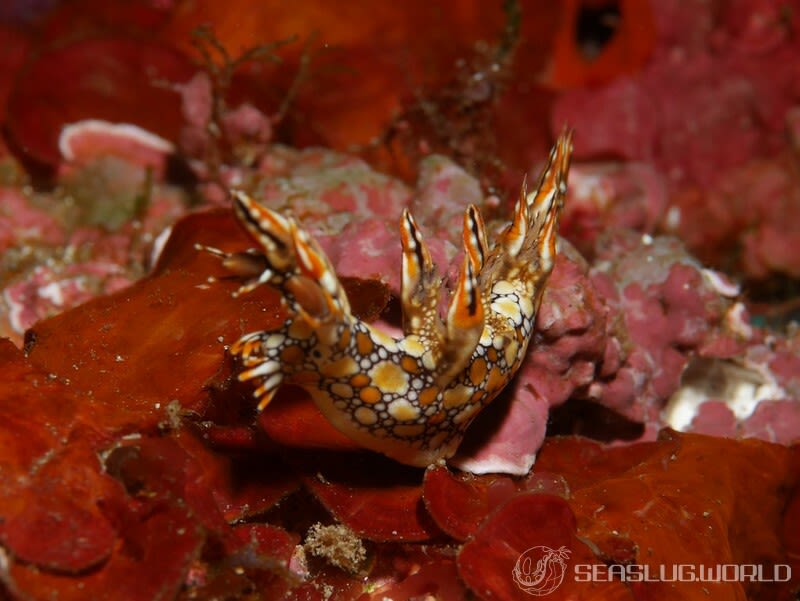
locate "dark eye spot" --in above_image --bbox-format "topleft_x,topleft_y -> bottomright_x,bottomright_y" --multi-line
312,349 -> 322,359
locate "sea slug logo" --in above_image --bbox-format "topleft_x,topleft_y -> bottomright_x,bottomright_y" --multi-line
512,545 -> 571,596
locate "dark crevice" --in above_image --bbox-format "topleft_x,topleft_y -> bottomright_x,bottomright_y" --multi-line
575,1 -> 622,61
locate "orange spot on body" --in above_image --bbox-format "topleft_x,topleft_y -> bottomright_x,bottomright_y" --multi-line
356,331 -> 374,356
469,357 -> 487,386
486,366 -> 505,392
401,356 -> 420,374
360,386 -> 382,404
427,411 -> 446,425
288,319 -> 314,340
443,385 -> 472,409
337,327 -> 352,350
350,373 -> 370,387
418,387 -> 439,407
280,345 -> 304,364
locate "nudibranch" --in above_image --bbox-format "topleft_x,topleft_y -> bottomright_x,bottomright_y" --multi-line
200,131 -> 572,467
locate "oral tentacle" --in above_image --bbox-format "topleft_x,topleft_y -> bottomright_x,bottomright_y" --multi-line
228,331 -> 285,410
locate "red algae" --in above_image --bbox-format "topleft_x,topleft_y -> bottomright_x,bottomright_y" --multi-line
1,1 -> 800,598
7,38 -> 195,166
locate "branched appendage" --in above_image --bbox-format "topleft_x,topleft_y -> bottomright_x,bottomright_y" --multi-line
191,24 -> 298,122
201,130 -> 573,466
369,0 -> 522,192
188,25 -> 316,178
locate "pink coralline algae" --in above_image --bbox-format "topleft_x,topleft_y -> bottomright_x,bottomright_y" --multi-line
175,71 -> 275,175
4,76 -> 797,474
587,234 -> 740,419
559,161 -> 668,257
453,226 -> 768,474
667,150 -> 800,280
3,262 -> 131,338
58,119 -> 174,178
0,187 -> 65,253
3,118 -> 799,473
452,249 -> 609,474
6,37 -> 194,167
0,122 -> 189,343
285,151 -> 797,474
553,0 -> 800,187
213,145 -> 800,473
2,4 -> 800,598
551,0 -> 800,281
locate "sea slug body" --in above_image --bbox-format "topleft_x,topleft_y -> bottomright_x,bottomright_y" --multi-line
201,131 -> 573,466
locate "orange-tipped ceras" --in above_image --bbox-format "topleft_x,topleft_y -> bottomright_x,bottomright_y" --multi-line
199,130 -> 573,466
